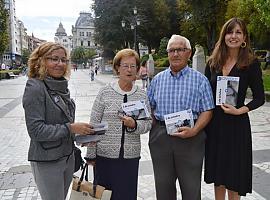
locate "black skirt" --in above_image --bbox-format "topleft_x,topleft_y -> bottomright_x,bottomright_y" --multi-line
204,107 -> 252,196
95,156 -> 140,200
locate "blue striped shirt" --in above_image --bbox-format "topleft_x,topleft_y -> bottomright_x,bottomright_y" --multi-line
147,66 -> 214,120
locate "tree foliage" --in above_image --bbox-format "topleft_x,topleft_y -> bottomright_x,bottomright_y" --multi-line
70,47 -> 97,64
0,0 -> 9,61
92,0 -> 269,55
21,48 -> 31,65
184,0 -> 228,53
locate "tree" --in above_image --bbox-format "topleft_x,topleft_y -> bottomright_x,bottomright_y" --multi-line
157,37 -> 169,57
93,0 -> 171,53
70,47 -> 86,64
93,0 -> 127,50
0,0 -> 9,63
21,48 -> 31,65
184,0 -> 228,53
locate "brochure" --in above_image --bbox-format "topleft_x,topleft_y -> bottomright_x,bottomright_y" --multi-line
121,100 -> 151,120
164,109 -> 194,135
216,76 -> 240,106
75,122 -> 108,145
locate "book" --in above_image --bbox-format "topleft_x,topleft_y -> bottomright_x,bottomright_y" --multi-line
216,76 -> 240,106
121,100 -> 151,120
164,109 -> 194,135
75,122 -> 108,145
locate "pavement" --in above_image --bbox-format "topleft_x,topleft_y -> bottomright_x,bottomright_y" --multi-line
0,69 -> 269,200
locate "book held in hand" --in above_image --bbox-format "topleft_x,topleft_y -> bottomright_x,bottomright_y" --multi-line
164,109 -> 194,135
216,76 -> 240,106
75,122 -> 108,145
121,100 -> 150,120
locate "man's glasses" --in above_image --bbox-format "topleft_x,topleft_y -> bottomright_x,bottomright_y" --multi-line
47,57 -> 69,64
120,63 -> 137,69
166,48 -> 190,54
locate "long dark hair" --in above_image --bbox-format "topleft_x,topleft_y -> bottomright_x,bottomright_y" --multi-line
208,17 -> 254,71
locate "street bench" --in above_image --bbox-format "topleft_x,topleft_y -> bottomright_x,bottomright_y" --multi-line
8,72 -> 19,79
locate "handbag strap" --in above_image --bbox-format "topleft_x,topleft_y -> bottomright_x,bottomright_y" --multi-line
93,166 -> 97,197
76,163 -> 88,191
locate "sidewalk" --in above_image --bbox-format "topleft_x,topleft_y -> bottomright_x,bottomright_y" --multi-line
0,69 -> 269,200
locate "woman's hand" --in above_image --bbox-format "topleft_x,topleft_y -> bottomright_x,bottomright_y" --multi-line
119,115 -> 136,128
221,104 -> 249,115
70,122 -> 94,135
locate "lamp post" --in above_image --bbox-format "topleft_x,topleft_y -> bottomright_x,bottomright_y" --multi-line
121,6 -> 140,54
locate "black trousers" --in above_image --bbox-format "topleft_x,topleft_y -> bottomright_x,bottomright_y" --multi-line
149,123 -> 205,200
95,156 -> 140,200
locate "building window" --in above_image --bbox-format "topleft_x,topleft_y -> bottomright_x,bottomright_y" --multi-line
81,41 -> 83,46
87,32 -> 91,37
88,41 -> 90,46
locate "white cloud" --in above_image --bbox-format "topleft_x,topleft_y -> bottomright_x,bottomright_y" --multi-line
15,0 -> 93,41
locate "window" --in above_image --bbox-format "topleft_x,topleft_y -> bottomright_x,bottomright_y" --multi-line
81,41 -> 83,46
88,41 -> 90,46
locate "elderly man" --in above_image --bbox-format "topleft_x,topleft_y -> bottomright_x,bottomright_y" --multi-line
147,34 -> 214,200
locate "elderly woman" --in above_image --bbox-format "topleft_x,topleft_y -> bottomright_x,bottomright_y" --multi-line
22,42 -> 93,200
86,49 -> 152,200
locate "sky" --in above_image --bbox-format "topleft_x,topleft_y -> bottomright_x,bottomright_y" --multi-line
15,0 -> 93,41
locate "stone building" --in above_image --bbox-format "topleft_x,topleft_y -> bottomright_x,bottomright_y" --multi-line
54,22 -> 73,54
72,12 -> 96,49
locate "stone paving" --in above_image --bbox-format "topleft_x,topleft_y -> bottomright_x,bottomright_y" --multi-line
0,69 -> 269,200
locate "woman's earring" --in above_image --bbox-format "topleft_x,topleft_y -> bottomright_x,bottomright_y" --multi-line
241,42 -> 246,48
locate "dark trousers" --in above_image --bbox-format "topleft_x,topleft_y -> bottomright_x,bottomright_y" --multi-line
149,123 -> 205,200
95,156 -> 140,200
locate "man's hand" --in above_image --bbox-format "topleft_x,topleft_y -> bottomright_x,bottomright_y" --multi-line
171,126 -> 197,138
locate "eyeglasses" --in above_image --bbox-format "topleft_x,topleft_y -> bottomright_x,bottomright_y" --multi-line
166,48 -> 190,54
120,63 -> 137,69
47,57 -> 69,64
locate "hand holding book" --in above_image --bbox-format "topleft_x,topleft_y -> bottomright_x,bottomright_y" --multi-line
75,122 -> 108,145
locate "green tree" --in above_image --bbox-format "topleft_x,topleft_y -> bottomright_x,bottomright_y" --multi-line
157,37 -> 169,57
0,0 -> 9,63
21,48 -> 31,65
93,0 -> 127,50
184,0 -> 228,53
70,47 -> 86,64
93,0 -> 171,53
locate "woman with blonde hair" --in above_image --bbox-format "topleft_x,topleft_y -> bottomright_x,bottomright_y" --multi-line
23,42 -> 93,200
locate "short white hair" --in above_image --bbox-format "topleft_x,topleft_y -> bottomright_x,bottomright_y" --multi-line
167,34 -> 191,50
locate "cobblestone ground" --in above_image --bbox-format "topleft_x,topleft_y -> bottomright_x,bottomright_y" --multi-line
0,69 -> 269,200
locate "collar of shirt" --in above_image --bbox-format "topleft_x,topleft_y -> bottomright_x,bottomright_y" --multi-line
168,65 -> 189,79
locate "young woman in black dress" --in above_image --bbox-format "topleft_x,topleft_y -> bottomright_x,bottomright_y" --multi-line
204,18 -> 265,200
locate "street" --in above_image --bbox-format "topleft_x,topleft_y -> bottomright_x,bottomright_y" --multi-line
0,69 -> 269,200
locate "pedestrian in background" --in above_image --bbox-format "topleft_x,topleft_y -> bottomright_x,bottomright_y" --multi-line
204,17 -> 265,200
139,60 -> 148,89
147,34 -> 214,200
22,42 -> 93,200
86,48 -> 152,200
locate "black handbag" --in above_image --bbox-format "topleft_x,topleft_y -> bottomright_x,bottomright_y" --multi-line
74,146 -> 85,173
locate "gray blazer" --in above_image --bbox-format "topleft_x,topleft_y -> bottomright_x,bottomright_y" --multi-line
23,78 -> 75,162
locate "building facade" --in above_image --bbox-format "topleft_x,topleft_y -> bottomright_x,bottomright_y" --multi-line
54,22 -> 73,54
72,12 -> 96,49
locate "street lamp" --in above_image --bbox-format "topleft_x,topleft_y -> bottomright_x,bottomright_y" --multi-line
121,6 -> 140,54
